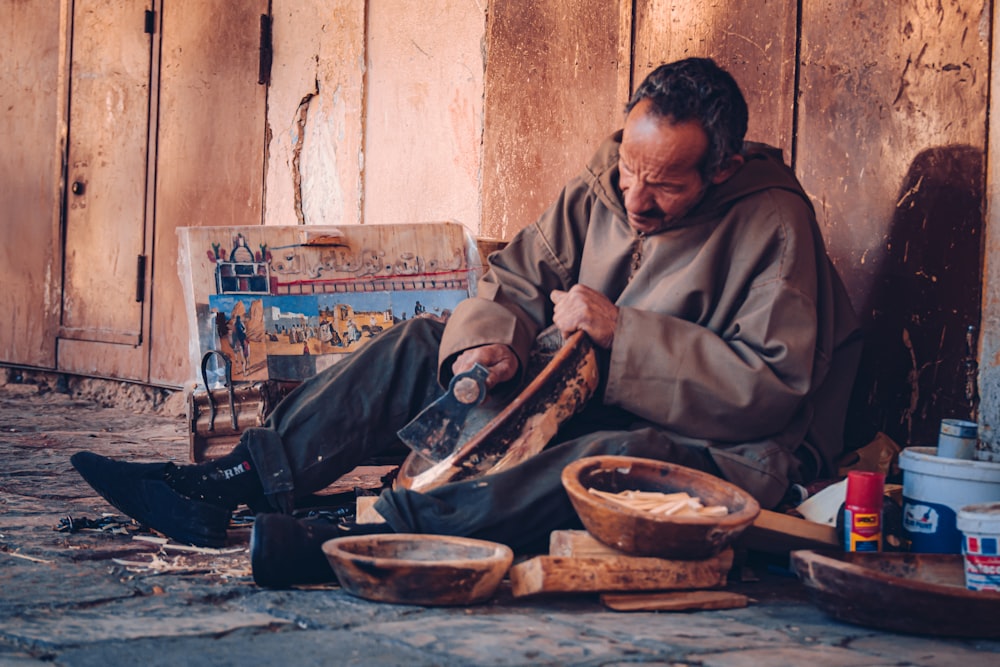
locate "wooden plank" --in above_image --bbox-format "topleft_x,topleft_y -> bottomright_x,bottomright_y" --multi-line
60,0 -> 150,346
317,465 -> 397,497
509,549 -> 733,598
0,0 -> 62,369
631,0 -> 797,153
601,590 -> 749,612
481,0 -> 623,240
981,3 -> 1000,461
799,0 -> 989,448
149,0 -> 268,387
738,509 -> 840,554
616,0 -> 634,109
56,338 -> 149,383
549,529 -> 624,557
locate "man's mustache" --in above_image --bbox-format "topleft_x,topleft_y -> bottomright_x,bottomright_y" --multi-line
629,208 -> 664,220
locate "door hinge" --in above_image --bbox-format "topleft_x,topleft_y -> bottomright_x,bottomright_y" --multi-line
144,9 -> 155,34
136,255 -> 147,303
258,14 -> 272,86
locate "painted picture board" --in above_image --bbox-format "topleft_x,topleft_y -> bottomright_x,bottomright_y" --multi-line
178,223 -> 482,386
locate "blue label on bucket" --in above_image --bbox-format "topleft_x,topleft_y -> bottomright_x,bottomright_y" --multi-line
902,496 -> 961,553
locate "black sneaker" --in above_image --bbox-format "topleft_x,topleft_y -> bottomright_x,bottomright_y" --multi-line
70,451 -> 231,548
250,513 -> 396,588
250,512 -> 342,588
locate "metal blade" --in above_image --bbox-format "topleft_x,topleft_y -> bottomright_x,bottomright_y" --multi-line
397,363 -> 489,463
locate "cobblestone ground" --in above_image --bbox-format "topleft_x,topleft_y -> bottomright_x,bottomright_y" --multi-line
2,373 -> 1000,666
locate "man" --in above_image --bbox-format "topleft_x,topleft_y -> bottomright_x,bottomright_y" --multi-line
72,58 -> 861,587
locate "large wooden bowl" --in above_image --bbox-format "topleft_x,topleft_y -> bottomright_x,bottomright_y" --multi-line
791,550 -> 1000,637
561,456 -> 760,559
322,534 -> 513,606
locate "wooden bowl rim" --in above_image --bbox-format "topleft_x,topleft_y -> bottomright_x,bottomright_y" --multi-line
790,548 -> 1000,601
561,455 -> 761,526
322,533 -> 514,568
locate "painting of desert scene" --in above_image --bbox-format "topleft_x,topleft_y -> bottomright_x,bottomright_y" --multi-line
206,295 -> 268,381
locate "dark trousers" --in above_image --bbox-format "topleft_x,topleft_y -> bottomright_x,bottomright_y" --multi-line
244,317 -> 722,552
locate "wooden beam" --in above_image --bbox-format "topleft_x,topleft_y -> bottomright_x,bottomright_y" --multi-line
738,509 -> 840,554
509,549 -> 733,598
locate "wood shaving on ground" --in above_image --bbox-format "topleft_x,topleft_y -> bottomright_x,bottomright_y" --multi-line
588,488 -> 729,517
293,582 -> 342,591
111,537 -> 251,578
132,535 -> 245,554
0,547 -> 55,564
112,550 -> 251,578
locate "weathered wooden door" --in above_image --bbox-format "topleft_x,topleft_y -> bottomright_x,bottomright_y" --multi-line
59,0 -> 154,379
0,1 -> 63,370
148,0 -> 269,386
56,0 -> 269,385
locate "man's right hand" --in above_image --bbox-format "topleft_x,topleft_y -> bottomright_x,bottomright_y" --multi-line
451,344 -> 519,390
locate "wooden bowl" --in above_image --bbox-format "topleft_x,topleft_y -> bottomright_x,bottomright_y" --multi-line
396,328 -> 599,493
791,550 -> 1000,637
322,534 -> 514,606
561,455 -> 761,559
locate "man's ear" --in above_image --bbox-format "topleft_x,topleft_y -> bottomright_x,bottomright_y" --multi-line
709,154 -> 745,185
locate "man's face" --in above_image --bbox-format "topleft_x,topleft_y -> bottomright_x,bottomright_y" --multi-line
618,99 -> 713,234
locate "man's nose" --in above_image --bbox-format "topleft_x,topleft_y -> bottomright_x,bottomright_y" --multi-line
624,181 -> 653,212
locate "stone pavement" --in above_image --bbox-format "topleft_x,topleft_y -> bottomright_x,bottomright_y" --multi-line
2,374 -> 1000,666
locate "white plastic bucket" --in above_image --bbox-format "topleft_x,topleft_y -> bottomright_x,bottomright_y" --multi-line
957,502 -> 1000,591
899,447 -> 1000,553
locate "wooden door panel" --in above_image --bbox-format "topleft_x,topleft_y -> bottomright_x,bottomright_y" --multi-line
0,1 -> 62,368
480,0 -> 623,241
630,0 -> 797,154
61,0 -> 151,346
148,0 -> 267,386
798,0 -> 989,447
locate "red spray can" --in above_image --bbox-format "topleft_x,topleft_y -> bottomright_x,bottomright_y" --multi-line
844,470 -> 885,552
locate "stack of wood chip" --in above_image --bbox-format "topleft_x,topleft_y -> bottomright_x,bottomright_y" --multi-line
586,488 -> 730,517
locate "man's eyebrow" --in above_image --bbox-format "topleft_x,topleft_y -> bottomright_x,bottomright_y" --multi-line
619,150 -> 685,187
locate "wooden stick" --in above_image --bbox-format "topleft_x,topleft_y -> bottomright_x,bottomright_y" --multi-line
586,488 -> 730,517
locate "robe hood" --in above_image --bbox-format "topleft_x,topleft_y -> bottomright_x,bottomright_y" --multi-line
583,130 -> 809,231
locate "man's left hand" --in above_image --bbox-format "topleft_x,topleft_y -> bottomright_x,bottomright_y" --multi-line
550,285 -> 618,349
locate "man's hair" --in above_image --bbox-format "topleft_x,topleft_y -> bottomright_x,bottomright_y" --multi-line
626,58 -> 749,178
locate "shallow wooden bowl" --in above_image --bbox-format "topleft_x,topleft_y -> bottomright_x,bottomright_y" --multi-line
791,550 -> 1000,637
561,455 -> 760,559
322,534 -> 514,606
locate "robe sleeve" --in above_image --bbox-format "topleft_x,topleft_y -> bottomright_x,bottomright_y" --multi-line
437,175 -> 593,385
